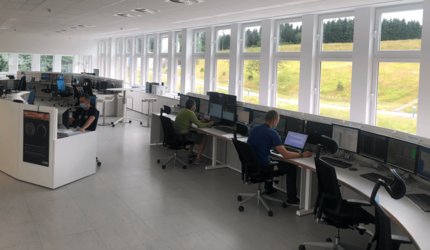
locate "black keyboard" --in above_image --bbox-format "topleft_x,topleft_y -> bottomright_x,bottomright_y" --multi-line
215,127 -> 235,133
360,173 -> 393,185
320,157 -> 352,169
406,194 -> 430,212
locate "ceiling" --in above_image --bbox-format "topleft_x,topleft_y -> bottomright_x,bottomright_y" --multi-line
0,0 -> 421,40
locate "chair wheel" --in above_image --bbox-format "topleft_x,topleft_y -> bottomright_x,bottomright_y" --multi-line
237,196 -> 242,201
162,165 -> 166,169
268,211 -> 273,217
157,160 -> 160,164
299,245 -> 306,250
111,122 -> 113,124
140,122 -> 142,125
238,206 -> 244,212
282,203 -> 287,208
97,162 -> 101,166
129,120 -> 132,123
326,238 -> 332,242
182,165 -> 187,169
112,125 -> 115,127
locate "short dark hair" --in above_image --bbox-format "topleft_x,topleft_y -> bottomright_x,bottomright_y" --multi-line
186,99 -> 195,110
80,93 -> 91,102
265,110 -> 279,122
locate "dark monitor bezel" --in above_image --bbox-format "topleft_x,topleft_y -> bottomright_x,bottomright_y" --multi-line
209,102 -> 222,119
178,94 -> 190,108
386,137 -> 419,175
357,130 -> 388,163
208,92 -> 223,105
221,105 -> 237,123
418,146 -> 430,181
305,120 -> 333,145
199,99 -> 209,114
286,116 -> 305,134
284,131 -> 309,151
100,82 -> 108,90
250,109 -> 267,125
236,106 -> 251,124
332,124 -> 360,153
222,94 -> 237,107
41,73 -> 50,80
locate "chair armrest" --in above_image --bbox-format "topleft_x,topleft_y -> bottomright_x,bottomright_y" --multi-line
263,161 -> 279,168
346,199 -> 372,207
392,235 -> 412,245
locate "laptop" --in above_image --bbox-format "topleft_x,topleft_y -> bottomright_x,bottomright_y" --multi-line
282,131 -> 309,153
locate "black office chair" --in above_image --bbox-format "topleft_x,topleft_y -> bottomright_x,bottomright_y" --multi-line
15,75 -> 26,91
232,135 -> 287,217
156,111 -> 193,170
41,80 -> 54,101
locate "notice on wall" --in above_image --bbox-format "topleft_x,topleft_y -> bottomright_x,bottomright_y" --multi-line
23,111 -> 50,167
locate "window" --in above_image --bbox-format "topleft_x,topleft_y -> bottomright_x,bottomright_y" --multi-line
242,60 -> 260,104
216,29 -> 231,52
244,26 -> 261,52
116,39 -> 122,54
148,58 -> 154,82
61,56 -> 73,73
40,55 -> 53,72
321,16 -> 355,51
376,62 -> 419,134
161,34 -> 169,54
83,55 -> 91,73
0,54 -> 9,72
117,57 -> 121,79
136,58 -> 141,85
176,33 -> 182,53
318,61 -> 353,120
101,41 -> 105,54
278,22 -> 302,52
148,36 -> 154,53
276,61 -> 300,111
18,54 -> 32,71
160,58 -> 168,85
216,59 -> 229,94
126,57 -> 131,82
136,38 -> 141,53
194,59 -> 204,94
195,31 -> 205,53
378,9 -> 423,51
176,59 -> 181,92
125,38 -> 131,53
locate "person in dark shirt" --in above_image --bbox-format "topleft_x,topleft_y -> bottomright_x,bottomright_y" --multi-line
247,110 -> 311,205
69,93 -> 97,132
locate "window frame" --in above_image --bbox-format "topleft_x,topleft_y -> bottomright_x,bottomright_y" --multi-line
135,37 -> 142,54
239,58 -> 261,103
275,17 -> 302,55
125,37 -> 131,54
193,28 -> 206,54
61,55 -> 74,73
147,35 -> 155,54
175,31 -> 182,54
241,22 -> 263,55
159,57 -> 168,86
39,54 -> 54,72
147,57 -> 154,83
174,31 -> 182,93
116,38 -> 122,55
160,33 -> 169,55
215,25 -> 231,54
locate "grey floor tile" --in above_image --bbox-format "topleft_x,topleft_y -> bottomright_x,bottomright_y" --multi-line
20,183 -> 71,204
83,204 -> 140,229
114,185 -> 160,205
0,204 -> 35,235
65,175 -> 113,197
73,193 -> 125,213
126,241 -> 171,250
0,190 -> 27,209
27,197 -> 82,220
41,231 -> 107,250
143,213 -> 206,240
101,176 -> 146,191
0,228 -> 39,250
163,231 -> 234,250
2,242 -> 43,250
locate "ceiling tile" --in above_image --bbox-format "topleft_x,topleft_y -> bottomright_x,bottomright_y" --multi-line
5,2 -> 23,9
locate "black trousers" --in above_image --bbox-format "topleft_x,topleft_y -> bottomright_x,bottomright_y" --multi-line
264,161 -> 297,201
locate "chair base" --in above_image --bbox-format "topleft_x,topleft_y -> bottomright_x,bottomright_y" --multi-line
237,184 -> 286,217
96,157 -> 101,167
157,152 -> 190,169
300,229 -> 346,250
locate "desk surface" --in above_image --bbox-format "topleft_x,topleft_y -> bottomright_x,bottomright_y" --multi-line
154,112 -> 430,249
106,88 -> 133,91
2,91 -> 30,104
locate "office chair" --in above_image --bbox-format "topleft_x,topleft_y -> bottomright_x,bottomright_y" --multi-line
232,134 -> 287,217
27,84 -> 33,91
27,91 -> 36,105
41,80 -> 54,101
156,110 -> 193,170
90,96 -> 97,108
18,75 -> 26,91
91,109 -> 102,167
57,76 -> 73,106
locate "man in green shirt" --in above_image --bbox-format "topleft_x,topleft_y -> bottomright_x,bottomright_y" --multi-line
174,99 -> 214,165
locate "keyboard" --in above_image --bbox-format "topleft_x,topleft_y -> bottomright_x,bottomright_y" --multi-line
406,194 -> 430,212
360,173 -> 393,185
215,127 -> 236,134
320,157 -> 352,169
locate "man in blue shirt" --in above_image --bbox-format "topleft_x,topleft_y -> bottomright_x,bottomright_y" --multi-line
247,110 -> 311,205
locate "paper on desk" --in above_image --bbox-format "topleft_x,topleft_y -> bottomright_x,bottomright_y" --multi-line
222,134 -> 243,139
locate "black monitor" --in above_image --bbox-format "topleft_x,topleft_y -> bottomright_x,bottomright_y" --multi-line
209,92 -> 223,105
236,106 -> 250,124
332,125 -> 359,153
72,75 -> 84,85
189,96 -> 200,112
179,94 -> 189,108
286,116 -> 304,134
418,146 -> 430,181
222,94 -> 236,106
306,121 -> 333,145
199,99 -> 209,114
251,110 -> 266,125
276,115 -> 287,136
50,74 -> 57,81
58,108 -> 69,129
0,84 -> 3,96
209,102 -> 222,119
222,105 -> 236,122
386,138 -> 418,174
358,131 -> 388,163
41,73 -> 50,80
56,74 -> 63,80
148,82 -> 159,93
100,82 -> 108,91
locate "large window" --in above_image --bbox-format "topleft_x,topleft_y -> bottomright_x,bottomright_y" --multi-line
244,26 -> 261,52
318,61 -> 353,120
116,57 -> 121,79
18,54 -> 32,71
116,39 -> 122,54
278,22 -> 302,52
216,29 -> 231,53
176,33 -> 182,53
40,55 -> 53,72
161,34 -> 169,54
321,16 -> 355,51
148,36 -> 154,53
161,58 -> 168,85
61,56 -> 73,73
242,60 -> 260,104
276,61 -> 300,111
195,31 -> 205,53
125,38 -> 131,53
148,58 -> 153,82
216,59 -> 229,94
376,62 -> 419,134
0,54 -> 9,72
126,57 -> 131,83
378,9 -> 423,51
194,59 -> 204,94
176,59 -> 181,92
136,38 -> 141,53
136,57 -> 141,85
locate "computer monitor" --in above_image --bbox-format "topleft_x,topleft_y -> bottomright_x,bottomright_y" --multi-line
306,121 -> 333,145
41,73 -> 50,80
209,102 -> 222,119
72,75 -> 84,85
418,146 -> 430,181
100,82 -> 108,91
332,125 -> 359,153
222,105 -> 236,122
50,74 -> 57,81
189,96 -> 200,112
0,84 -> 3,96
276,115 -> 287,136
251,110 -> 266,125
358,131 -> 388,163
199,99 -> 209,114
179,94 -> 189,108
209,92 -> 223,105
56,74 -> 63,80
286,116 -> 304,134
222,94 -> 236,106
57,108 -> 69,129
284,131 -> 309,150
386,138 -> 418,174
236,106 -> 250,124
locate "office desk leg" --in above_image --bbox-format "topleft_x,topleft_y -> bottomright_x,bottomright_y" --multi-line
205,137 -> 229,171
296,168 -> 314,217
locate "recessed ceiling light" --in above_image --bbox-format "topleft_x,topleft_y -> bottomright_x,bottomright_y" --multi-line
132,8 -> 157,14
114,13 -> 135,18
46,8 -> 51,12
164,0 -> 204,5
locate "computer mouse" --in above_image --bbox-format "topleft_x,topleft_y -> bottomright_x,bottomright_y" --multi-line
349,167 -> 358,171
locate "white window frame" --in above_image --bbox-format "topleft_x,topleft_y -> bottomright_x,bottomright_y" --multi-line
159,57 -> 168,85
239,58 -> 260,103
116,38 -> 122,55
215,26 -> 231,54
61,55 -> 74,73
147,57 -> 154,83
213,26 -> 231,92
241,22 -> 263,55
173,31 -> 182,92
275,18 -> 302,55
125,37 -> 131,54
135,37 -> 142,54
193,28 -> 206,54
147,35 -> 155,54
135,56 -> 142,86
160,33 -> 169,55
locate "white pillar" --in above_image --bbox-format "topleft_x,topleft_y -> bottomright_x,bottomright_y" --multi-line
259,19 -> 275,106
181,28 -> 193,94
167,31 -> 175,92
204,26 -> 215,94
229,23 -> 241,96
153,34 -> 160,83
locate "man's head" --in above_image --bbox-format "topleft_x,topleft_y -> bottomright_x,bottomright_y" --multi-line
265,110 -> 280,129
79,93 -> 91,110
186,99 -> 196,111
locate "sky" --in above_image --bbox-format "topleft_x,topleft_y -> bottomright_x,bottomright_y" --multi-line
381,9 -> 423,24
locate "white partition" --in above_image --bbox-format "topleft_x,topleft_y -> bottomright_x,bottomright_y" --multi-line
0,99 -> 21,178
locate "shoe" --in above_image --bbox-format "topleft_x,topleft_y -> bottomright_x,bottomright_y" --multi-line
286,198 -> 300,206
193,158 -> 206,165
187,153 -> 196,159
264,188 -> 278,196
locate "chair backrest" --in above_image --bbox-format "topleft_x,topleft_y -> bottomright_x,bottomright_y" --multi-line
27,91 -> 36,105
20,76 -> 26,90
159,115 -> 179,148
83,85 -> 94,96
370,169 -> 407,203
90,96 -> 97,106
93,109 -> 99,131
57,79 -> 66,93
28,84 -> 32,90
232,138 -> 263,181
374,201 -> 394,249
315,157 -> 344,215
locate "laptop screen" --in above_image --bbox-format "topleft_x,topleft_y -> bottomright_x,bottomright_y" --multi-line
284,131 -> 308,150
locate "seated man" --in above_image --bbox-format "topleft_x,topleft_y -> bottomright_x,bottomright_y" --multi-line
69,93 -> 97,132
247,110 -> 312,205
174,99 -> 214,165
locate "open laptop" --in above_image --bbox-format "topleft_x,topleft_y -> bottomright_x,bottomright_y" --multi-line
282,131 -> 309,153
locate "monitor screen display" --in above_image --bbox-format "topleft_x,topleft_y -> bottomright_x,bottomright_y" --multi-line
41,73 -> 50,80
237,107 -> 250,124
276,116 -> 287,135
418,146 -> 430,180
100,82 -> 108,90
209,103 -> 222,119
286,116 -> 304,134
252,110 -> 266,125
180,95 -> 189,108
199,99 -> 209,114
387,138 -> 418,174
332,125 -> 359,153
222,105 -> 236,122
222,94 -> 236,106
284,131 -> 308,150
358,131 -> 388,163
306,121 -> 333,145
209,92 -> 223,105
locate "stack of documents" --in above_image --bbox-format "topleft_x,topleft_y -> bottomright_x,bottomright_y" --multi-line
57,129 -> 82,138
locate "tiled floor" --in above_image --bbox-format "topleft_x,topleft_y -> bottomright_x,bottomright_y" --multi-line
0,112 -> 413,250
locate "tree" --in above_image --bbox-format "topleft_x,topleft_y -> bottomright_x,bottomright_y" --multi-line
0,54 -> 9,72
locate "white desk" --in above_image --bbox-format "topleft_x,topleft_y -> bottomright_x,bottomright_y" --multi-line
106,88 -> 142,127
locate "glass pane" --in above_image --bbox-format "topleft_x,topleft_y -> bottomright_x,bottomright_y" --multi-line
126,39 -> 130,53
18,54 -> 32,71
116,39 -> 121,54
194,59 -> 204,94
40,55 -> 53,72
161,35 -> 169,53
216,59 -> 229,94
276,61 -> 300,111
161,58 -> 168,85
319,61 -> 353,120
0,54 -> 9,72
117,57 -> 121,79
83,56 -> 91,73
126,57 -> 130,82
177,34 -> 182,53
61,56 -> 73,73
278,22 -> 302,52
322,17 -> 354,51
244,26 -> 261,52
377,63 -> 419,134
243,60 -> 260,104
136,58 -> 141,85
101,41 -> 105,54
195,31 -> 205,53
148,58 -> 153,82
148,37 -> 154,53
380,10 -> 423,50
176,59 -> 181,92
136,38 -> 141,53
216,29 -> 231,52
